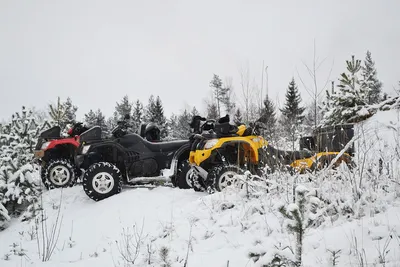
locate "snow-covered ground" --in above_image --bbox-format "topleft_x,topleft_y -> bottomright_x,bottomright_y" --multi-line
2,109 -> 400,267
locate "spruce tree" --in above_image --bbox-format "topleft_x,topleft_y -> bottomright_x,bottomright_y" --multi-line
64,97 -> 78,123
361,50 -> 383,104
167,114 -> 179,140
191,106 -> 199,118
48,97 -> 67,129
84,110 -> 97,128
145,96 -> 167,138
322,55 -> 369,126
132,100 -> 144,133
84,109 -> 108,137
0,107 -> 46,230
145,95 -> 156,122
94,109 -> 108,136
209,74 -> 231,117
207,103 -> 219,120
259,95 -> 277,140
233,108 -> 243,125
280,78 -> 305,150
115,95 -> 133,121
175,109 -> 192,139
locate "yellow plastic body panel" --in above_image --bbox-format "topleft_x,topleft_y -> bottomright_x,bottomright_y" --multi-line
190,135 -> 268,166
290,151 -> 351,172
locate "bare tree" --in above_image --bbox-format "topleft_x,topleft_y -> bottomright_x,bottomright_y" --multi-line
296,40 -> 334,130
239,64 -> 258,123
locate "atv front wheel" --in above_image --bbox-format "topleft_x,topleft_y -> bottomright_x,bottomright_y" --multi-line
82,162 -> 122,201
42,159 -> 77,190
213,165 -> 244,192
176,160 -> 193,189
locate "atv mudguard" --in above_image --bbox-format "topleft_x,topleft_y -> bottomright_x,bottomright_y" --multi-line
77,141 -> 129,170
190,136 -> 267,166
169,143 -> 191,180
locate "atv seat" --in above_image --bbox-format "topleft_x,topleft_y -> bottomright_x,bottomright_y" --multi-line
214,122 -> 239,137
139,124 -> 147,138
143,139 -> 189,153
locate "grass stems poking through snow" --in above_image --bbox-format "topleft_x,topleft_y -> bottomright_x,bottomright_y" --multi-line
34,189 -> 64,262
348,232 -> 368,267
115,219 -> 147,266
375,233 -> 393,266
184,217 -> 198,267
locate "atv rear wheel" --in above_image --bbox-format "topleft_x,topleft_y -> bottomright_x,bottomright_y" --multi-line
41,159 -> 77,190
82,162 -> 122,201
213,165 -> 244,192
176,160 -> 193,189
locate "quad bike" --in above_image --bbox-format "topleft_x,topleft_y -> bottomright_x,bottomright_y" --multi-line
75,115 -> 193,201
263,123 -> 354,174
187,115 -> 268,193
33,122 -> 89,189
288,123 -> 354,173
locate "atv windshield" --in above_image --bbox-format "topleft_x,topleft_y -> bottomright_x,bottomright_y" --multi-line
79,126 -> 102,143
40,126 -> 61,139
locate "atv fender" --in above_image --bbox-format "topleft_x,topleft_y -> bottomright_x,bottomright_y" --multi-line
192,138 -> 261,166
43,142 -> 78,162
47,138 -> 79,150
170,143 -> 191,180
81,142 -> 129,166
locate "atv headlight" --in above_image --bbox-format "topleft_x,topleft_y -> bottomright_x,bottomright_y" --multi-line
81,145 -> 91,154
204,139 -> 218,150
41,142 -> 50,150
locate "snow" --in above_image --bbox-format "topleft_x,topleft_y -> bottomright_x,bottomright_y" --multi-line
3,109 -> 400,266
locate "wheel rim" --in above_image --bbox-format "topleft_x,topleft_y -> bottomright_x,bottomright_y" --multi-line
92,172 -> 115,194
218,171 -> 239,190
185,168 -> 194,187
49,165 -> 71,186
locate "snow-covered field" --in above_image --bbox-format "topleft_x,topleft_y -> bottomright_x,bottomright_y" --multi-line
2,109 -> 400,267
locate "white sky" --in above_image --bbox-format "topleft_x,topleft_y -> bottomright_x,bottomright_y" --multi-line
0,0 -> 399,121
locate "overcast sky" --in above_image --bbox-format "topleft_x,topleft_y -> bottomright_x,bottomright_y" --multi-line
0,0 -> 399,121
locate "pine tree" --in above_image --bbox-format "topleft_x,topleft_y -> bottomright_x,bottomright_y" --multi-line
115,95 -> 133,121
191,106 -> 199,118
233,109 -> 243,126
207,103 -> 219,120
145,96 -> 167,138
145,95 -> 156,122
64,97 -> 78,124
209,74 -> 231,118
0,107 -> 46,230
278,185 -> 322,266
280,78 -> 305,150
361,50 -> 383,104
84,109 -> 109,137
322,55 -> 370,126
132,100 -> 144,133
167,114 -> 179,140
84,110 -> 97,128
259,95 -> 277,140
95,109 -> 108,136
48,97 -> 67,129
176,109 -> 192,139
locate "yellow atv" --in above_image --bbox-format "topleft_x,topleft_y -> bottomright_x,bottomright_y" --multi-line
289,124 -> 355,173
188,115 -> 268,193
289,151 -> 352,173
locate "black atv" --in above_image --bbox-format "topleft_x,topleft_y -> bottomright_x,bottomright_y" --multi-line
75,115 -> 194,201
